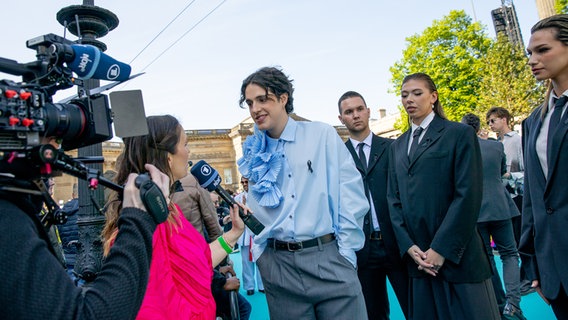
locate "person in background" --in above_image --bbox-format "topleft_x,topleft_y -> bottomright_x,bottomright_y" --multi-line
486,107 -> 525,249
387,72 -> 499,319
234,176 -> 265,296
212,264 -> 252,320
338,90 -> 409,319
103,115 -> 244,319
521,14 -> 568,319
461,113 -> 526,320
172,173 -> 223,241
237,66 -> 368,319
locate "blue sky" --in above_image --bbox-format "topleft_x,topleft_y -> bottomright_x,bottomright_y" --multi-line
1,1 -> 539,132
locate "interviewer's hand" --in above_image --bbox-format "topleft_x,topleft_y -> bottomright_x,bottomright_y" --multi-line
122,164 -> 170,211
222,204 -> 246,247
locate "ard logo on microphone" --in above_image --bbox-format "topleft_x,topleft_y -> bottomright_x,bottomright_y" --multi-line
107,64 -> 121,80
200,164 -> 212,177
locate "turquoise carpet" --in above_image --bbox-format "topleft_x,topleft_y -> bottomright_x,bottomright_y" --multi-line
229,251 -> 555,319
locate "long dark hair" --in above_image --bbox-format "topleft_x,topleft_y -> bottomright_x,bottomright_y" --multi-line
102,115 -> 182,254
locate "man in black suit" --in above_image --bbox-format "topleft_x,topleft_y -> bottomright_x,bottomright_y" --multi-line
338,91 -> 409,319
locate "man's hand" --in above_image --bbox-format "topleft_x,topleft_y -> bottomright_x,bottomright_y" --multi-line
219,265 -> 236,277
223,277 -> 240,291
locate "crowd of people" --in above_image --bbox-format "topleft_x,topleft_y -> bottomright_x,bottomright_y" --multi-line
0,13 -> 567,320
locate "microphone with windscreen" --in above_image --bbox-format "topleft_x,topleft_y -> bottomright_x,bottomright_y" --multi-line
191,160 -> 265,235
52,43 -> 131,81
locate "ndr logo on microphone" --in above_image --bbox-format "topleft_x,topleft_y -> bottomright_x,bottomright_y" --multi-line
200,164 -> 212,177
107,64 -> 121,80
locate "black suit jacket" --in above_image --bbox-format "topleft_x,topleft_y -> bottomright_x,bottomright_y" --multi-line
346,134 -> 401,266
520,103 -> 568,299
478,138 -> 520,222
387,115 -> 491,282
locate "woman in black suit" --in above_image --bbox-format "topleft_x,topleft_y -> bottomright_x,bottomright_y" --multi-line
387,73 -> 499,319
521,14 -> 568,319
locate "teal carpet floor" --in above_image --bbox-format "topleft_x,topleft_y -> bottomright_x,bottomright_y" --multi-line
229,251 -> 555,319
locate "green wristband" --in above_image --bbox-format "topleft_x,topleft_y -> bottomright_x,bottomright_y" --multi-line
218,235 -> 233,254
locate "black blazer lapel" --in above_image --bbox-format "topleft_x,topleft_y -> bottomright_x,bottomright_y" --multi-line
527,109 -> 547,187
546,109 -> 568,193
367,135 -> 387,173
409,116 -> 444,168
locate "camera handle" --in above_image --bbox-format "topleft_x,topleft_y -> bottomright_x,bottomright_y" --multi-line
37,145 -> 169,224
38,144 -> 123,193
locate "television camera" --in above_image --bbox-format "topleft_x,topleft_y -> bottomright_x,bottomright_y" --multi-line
0,33 -> 146,228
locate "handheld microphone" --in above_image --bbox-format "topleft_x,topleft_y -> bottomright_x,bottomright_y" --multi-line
190,160 -> 265,235
62,44 -> 131,81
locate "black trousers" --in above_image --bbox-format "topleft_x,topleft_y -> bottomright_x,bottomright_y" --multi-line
357,240 -> 409,320
551,285 -> 568,320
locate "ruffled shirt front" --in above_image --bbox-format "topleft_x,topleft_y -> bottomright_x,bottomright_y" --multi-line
238,126 -> 284,208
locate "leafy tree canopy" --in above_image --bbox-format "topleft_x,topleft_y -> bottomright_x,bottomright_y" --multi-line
556,0 -> 568,14
389,10 -> 543,133
476,34 -> 545,128
390,10 -> 491,131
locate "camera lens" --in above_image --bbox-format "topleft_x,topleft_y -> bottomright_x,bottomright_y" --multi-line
43,101 -> 86,142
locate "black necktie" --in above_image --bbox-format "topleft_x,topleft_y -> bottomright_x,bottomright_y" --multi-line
548,95 -> 567,162
358,142 -> 367,172
408,127 -> 424,160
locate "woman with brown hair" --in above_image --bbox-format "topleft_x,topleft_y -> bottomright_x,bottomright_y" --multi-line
103,114 -> 244,319
387,73 -> 499,319
522,14 -> 568,318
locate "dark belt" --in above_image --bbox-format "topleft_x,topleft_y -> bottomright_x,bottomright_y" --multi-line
370,231 -> 382,241
267,233 -> 335,251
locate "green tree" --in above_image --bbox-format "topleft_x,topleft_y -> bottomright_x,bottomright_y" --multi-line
476,34 -> 545,127
390,10 -> 491,132
556,0 -> 568,14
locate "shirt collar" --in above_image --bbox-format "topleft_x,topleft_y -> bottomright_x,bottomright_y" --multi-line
549,89 -> 568,106
411,111 -> 435,132
349,131 -> 373,148
277,116 -> 296,142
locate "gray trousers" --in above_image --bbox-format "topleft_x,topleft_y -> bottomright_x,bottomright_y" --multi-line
478,219 -> 522,309
256,239 -> 367,320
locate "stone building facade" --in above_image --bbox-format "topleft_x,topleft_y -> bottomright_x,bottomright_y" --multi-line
535,0 -> 556,19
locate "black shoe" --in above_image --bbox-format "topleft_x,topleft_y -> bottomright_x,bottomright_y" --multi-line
520,281 -> 535,296
246,290 -> 254,296
503,302 -> 526,320
259,289 -> 265,293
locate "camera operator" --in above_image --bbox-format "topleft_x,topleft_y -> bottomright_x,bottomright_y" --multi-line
0,148 -> 170,320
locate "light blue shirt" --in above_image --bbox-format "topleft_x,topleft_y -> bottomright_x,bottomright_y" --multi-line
239,117 -> 368,267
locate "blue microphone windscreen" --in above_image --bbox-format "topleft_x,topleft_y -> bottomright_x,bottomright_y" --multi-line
68,44 -> 100,79
69,44 -> 131,81
190,160 -> 220,192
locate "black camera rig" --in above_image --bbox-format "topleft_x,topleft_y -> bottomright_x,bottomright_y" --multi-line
0,33 -> 131,227
0,33 -> 114,153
